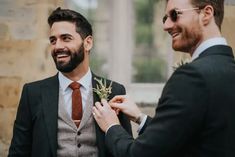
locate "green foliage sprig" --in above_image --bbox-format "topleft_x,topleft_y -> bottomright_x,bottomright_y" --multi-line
93,77 -> 112,100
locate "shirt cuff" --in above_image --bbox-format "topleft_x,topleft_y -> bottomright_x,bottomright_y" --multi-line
137,114 -> 147,133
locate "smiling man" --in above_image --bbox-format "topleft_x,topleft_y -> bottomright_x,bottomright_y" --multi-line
93,0 -> 235,157
8,7 -> 132,157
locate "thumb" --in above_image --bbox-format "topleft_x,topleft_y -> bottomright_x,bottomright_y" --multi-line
110,95 -> 125,103
110,102 -> 124,110
101,99 -> 111,109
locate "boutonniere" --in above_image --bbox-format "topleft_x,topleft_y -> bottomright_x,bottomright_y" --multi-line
93,77 -> 113,100
172,58 -> 191,71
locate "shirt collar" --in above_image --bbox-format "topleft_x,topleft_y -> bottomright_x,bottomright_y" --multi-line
58,68 -> 92,92
191,37 -> 227,60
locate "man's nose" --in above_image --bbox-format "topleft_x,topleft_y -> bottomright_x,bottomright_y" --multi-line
54,39 -> 65,50
163,17 -> 175,31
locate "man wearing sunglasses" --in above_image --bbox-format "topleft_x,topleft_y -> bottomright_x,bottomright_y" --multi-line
92,0 -> 235,157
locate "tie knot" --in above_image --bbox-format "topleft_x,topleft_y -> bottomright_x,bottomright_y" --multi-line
69,82 -> 81,90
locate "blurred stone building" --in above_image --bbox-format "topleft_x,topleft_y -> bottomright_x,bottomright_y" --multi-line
0,0 -> 235,156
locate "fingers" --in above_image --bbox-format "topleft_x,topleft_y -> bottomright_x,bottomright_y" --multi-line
110,95 -> 126,103
114,108 -> 120,115
109,95 -> 128,110
93,100 -> 121,132
93,96 -> 128,117
101,99 -> 111,109
93,102 -> 102,118
93,100 -> 112,118
110,102 -> 122,108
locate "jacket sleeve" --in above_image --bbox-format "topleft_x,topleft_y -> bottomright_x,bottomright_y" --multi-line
105,65 -> 208,157
116,84 -> 132,136
8,84 -> 32,157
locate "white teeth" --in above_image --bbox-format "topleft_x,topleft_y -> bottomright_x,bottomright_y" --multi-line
57,54 -> 68,58
172,33 -> 179,38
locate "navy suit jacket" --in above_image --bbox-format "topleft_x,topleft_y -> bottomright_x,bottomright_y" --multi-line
8,73 -> 132,157
106,45 -> 235,157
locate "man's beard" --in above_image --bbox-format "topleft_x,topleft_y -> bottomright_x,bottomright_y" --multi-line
52,44 -> 85,73
172,22 -> 202,53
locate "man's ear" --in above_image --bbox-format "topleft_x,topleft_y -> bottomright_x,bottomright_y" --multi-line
200,5 -> 214,26
84,35 -> 93,51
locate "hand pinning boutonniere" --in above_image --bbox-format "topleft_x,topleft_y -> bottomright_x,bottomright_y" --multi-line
172,58 -> 191,71
93,77 -> 113,100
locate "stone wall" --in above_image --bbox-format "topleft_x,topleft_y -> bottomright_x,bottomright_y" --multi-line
0,77 -> 21,157
0,0 -> 64,156
223,5 -> 235,51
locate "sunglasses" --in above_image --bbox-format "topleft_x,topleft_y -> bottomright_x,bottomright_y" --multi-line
163,7 -> 199,24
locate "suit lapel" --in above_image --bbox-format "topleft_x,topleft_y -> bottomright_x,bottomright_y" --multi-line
41,75 -> 59,157
92,73 -> 106,157
92,73 -> 101,108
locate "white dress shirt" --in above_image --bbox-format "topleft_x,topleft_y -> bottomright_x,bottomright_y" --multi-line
58,68 -> 92,118
191,37 -> 227,60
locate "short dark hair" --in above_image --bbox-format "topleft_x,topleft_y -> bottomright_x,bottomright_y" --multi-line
48,7 -> 92,39
191,0 -> 224,30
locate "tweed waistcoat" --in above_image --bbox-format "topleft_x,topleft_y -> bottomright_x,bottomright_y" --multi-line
57,87 -> 98,157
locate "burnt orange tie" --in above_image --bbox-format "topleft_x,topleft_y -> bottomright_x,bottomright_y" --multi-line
69,82 -> 83,128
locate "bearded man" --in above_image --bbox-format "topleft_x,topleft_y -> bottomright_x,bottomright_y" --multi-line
8,7 -> 132,157
93,0 -> 235,157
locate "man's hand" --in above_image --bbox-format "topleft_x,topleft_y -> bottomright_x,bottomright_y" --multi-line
93,99 -> 120,132
110,95 -> 143,124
